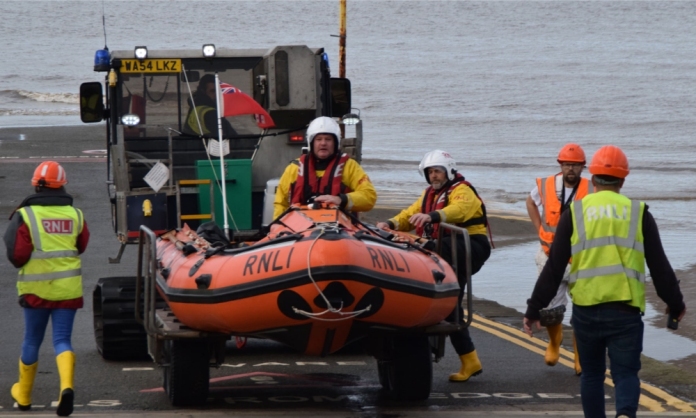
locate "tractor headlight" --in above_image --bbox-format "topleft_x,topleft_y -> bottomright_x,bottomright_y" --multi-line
134,46 -> 148,60
121,114 -> 140,127
202,44 -> 216,58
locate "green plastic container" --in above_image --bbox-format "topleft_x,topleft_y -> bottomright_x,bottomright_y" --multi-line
195,159 -> 252,230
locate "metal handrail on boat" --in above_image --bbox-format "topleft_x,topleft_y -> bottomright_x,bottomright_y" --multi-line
135,225 -> 159,336
435,223 -> 473,328
135,225 -> 227,340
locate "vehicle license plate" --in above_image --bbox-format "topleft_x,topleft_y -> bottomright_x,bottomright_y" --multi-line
120,59 -> 181,73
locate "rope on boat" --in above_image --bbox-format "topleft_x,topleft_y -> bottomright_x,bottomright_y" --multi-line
292,223 -> 371,322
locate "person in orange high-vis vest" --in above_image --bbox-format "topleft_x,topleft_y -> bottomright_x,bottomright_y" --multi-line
525,143 -> 590,374
3,161 -> 90,417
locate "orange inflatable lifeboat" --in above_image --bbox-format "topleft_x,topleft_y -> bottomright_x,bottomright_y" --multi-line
155,206 -> 460,356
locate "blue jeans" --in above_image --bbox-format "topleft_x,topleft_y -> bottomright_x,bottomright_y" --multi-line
571,304 -> 643,418
21,308 -> 77,365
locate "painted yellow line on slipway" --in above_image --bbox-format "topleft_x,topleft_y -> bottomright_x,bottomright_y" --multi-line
471,313 -> 695,413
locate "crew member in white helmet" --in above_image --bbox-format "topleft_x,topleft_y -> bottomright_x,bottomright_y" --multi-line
273,116 -> 376,219
376,149 -> 492,382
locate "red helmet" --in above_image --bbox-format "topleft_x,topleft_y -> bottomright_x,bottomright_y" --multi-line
32,161 -> 68,188
557,143 -> 586,164
588,145 -> 630,179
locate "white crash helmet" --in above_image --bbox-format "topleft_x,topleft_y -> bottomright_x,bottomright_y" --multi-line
306,116 -> 341,148
418,149 -> 458,182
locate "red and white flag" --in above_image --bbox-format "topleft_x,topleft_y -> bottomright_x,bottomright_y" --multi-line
219,82 -> 275,129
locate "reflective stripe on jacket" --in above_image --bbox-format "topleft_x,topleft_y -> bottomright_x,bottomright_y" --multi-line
568,191 -> 646,311
17,205 -> 83,301
537,175 -> 590,255
186,105 -> 215,135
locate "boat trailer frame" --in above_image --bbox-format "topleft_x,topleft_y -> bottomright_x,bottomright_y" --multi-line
135,221 -> 474,364
135,226 -> 227,365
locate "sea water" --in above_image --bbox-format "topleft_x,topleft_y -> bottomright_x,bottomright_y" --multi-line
1,0 -> 695,360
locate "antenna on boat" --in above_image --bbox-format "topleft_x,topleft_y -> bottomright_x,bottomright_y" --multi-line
93,0 -> 110,71
101,0 -> 108,50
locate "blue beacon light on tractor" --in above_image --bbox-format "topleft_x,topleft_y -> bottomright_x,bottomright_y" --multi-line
321,52 -> 330,71
94,48 -> 110,72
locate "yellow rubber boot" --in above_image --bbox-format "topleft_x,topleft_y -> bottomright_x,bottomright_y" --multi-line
449,350 -> 483,382
572,332 -> 582,376
545,324 -> 563,366
56,351 -> 75,417
11,358 -> 38,411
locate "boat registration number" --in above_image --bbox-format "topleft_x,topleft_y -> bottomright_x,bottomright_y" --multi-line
120,59 -> 181,73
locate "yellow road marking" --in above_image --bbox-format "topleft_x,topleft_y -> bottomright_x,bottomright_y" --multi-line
471,314 -> 693,412
639,384 -> 696,412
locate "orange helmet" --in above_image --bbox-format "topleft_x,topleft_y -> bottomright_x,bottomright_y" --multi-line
589,145 -> 629,179
557,143 -> 586,164
32,161 -> 68,188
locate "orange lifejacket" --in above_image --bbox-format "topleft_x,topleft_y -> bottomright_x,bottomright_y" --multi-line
291,153 -> 351,205
416,174 -> 488,239
536,174 -> 590,254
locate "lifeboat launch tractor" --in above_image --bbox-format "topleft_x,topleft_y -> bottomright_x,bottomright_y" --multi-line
79,44 -> 475,405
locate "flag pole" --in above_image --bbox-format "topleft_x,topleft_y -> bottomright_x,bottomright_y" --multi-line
214,73 -> 230,239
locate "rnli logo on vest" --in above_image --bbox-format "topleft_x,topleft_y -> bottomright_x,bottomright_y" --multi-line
585,204 -> 628,222
42,219 -> 74,234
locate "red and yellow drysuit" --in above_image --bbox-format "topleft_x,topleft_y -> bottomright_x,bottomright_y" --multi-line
273,153 -> 376,220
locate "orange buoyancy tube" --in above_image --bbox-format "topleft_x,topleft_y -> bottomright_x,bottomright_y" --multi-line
536,175 -> 590,254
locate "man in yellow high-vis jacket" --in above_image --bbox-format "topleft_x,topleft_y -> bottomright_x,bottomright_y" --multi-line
523,146 -> 686,418
3,161 -> 90,417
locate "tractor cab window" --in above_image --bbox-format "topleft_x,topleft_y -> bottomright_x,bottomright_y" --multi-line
119,57 -> 265,139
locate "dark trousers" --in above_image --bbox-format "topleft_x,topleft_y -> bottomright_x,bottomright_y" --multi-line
442,233 -> 491,355
571,304 -> 643,418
